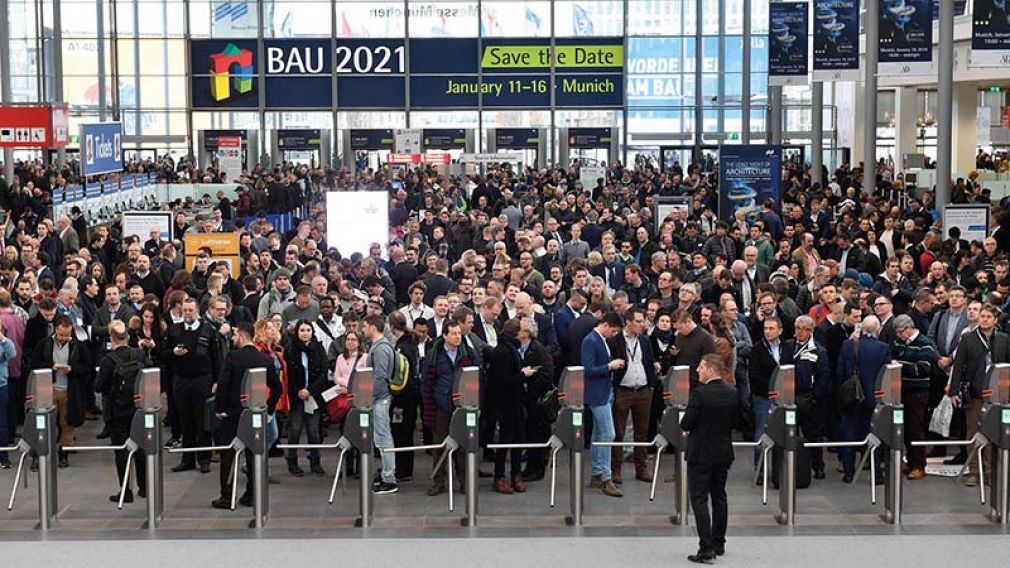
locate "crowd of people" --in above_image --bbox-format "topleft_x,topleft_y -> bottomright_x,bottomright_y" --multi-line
0,152 -> 1009,510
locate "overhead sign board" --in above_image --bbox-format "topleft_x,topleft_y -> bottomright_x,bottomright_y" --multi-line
189,37 -> 624,110
80,122 -> 123,176
0,104 -> 70,148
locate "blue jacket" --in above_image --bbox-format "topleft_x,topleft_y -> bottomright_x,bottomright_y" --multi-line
836,335 -> 892,410
789,338 -> 831,400
554,305 -> 579,349
581,330 -> 613,407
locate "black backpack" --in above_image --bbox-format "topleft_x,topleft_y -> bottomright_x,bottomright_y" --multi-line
109,348 -> 145,415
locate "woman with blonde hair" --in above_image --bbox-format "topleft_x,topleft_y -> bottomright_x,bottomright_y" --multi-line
253,318 -> 287,448
588,275 -> 612,309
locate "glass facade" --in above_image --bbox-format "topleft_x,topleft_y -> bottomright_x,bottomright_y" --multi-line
1,0 -> 835,162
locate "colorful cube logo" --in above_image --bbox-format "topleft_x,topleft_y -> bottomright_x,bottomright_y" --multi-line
209,43 -> 254,101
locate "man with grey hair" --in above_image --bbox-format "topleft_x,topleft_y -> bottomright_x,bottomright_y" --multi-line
796,264 -> 831,314
514,292 -> 559,357
57,214 -> 79,255
835,315 -> 891,482
729,260 -> 755,314
790,314 -> 830,479
891,313 -> 939,480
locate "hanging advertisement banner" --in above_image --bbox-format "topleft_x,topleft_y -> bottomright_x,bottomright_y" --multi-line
879,0 -> 935,75
813,0 -> 860,81
769,2 -> 810,86
971,0 -> 1010,67
718,145 -> 782,221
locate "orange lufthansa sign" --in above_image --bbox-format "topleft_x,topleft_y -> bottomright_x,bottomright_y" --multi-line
184,233 -> 241,277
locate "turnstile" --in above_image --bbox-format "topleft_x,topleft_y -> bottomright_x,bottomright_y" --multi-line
4,370 -> 58,530
589,366 -> 691,525
550,367 -> 586,526
755,364 -> 798,525
657,366 -> 691,524
487,366 -> 586,526
858,362 -> 904,524
170,368 -> 269,528
280,368 -> 375,527
65,368 -> 164,527
384,366 -> 481,527
970,363 -> 1010,523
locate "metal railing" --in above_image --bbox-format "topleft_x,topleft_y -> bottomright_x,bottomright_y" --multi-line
66,442 -> 138,509
170,443 -> 244,509
279,440 -> 349,504
911,438 -> 985,503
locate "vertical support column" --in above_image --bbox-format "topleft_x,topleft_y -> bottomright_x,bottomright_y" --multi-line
0,0 -> 14,181
935,0 -> 954,207
812,82 -> 823,186
476,0 -> 483,154
951,84 -> 978,176
133,0 -> 143,147
403,0 -> 411,129
742,0 -> 751,144
96,0 -> 107,121
621,0 -> 629,164
51,0 -> 65,165
694,0 -> 703,157
863,0 -> 879,195
894,86 -> 918,170
256,0 -> 267,167
183,0 -> 193,160
769,88 -> 782,145
548,0 -> 556,165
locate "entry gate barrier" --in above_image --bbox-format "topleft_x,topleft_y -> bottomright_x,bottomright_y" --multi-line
754,364 -> 798,525
383,366 -> 481,527
4,370 -> 58,530
279,368 -> 375,527
170,368 -> 269,528
489,366 -> 587,526
912,362 -> 1010,524
590,366 -> 690,525
64,368 -> 164,527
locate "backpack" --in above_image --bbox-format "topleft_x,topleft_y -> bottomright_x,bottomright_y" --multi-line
390,348 -> 411,394
109,348 -> 145,415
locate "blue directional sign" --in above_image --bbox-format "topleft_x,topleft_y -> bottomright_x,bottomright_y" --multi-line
81,122 -> 123,176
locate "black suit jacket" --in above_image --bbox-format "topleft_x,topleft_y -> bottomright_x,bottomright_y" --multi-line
567,313 -> 599,366
680,378 -> 740,465
472,314 -> 499,345
422,274 -> 455,306
215,344 -> 282,418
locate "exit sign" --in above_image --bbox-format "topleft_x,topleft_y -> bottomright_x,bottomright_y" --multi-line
727,132 -> 740,140
990,86 -> 1002,92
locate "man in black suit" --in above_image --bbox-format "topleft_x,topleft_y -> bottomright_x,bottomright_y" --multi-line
422,258 -> 455,306
211,322 -> 280,509
567,301 -> 607,366
680,354 -> 740,563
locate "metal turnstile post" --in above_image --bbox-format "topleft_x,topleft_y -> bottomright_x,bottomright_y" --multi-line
6,370 -> 59,530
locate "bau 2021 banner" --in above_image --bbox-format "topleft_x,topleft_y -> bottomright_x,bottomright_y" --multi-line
189,37 -> 624,110
813,0 -> 860,81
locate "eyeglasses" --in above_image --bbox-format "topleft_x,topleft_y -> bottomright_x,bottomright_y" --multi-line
874,302 -> 889,307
